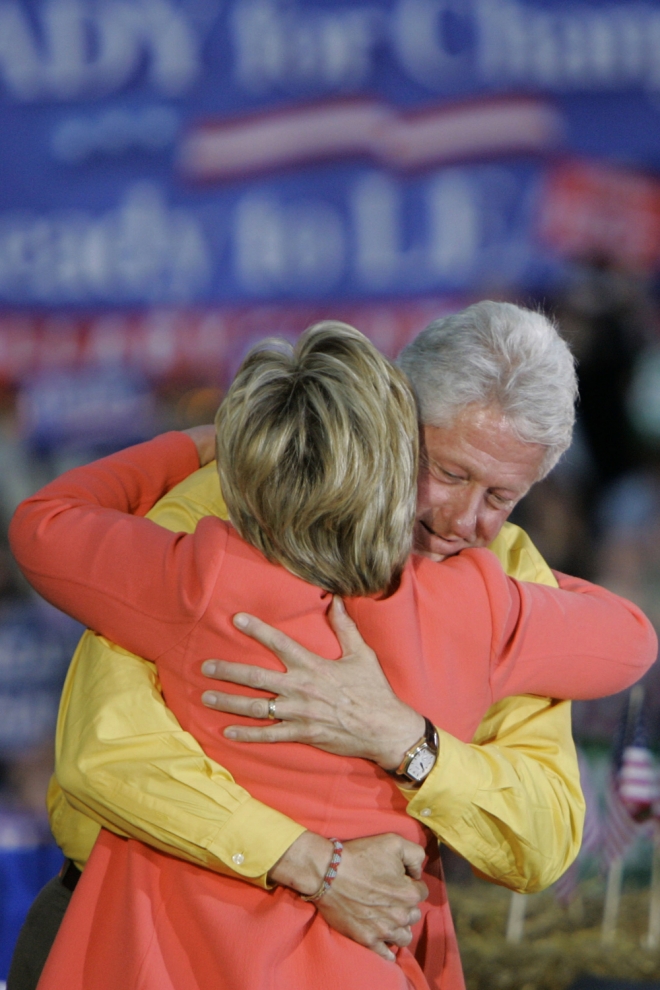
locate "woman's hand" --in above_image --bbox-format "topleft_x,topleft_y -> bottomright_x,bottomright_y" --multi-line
182,425 -> 216,467
316,834 -> 427,961
268,831 -> 427,961
201,596 -> 425,771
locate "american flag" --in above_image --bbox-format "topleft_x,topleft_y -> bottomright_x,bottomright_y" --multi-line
602,687 -> 657,867
619,745 -> 659,820
554,748 -> 602,905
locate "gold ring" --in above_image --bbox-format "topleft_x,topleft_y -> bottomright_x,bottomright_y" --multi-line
267,698 -> 277,720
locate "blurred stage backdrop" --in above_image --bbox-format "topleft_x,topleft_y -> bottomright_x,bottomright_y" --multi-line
5,1 -> 660,986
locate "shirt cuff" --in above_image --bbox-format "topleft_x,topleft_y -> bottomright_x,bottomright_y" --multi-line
205,796 -> 307,889
402,727 -> 488,833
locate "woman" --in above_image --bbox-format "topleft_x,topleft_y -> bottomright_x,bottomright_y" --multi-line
10,322 -> 656,990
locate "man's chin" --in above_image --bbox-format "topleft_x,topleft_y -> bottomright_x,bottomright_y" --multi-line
413,547 -> 447,562
413,525 -> 466,560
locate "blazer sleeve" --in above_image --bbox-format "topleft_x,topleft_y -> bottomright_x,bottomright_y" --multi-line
48,462 -> 307,887
473,550 -> 658,700
9,433 -> 222,661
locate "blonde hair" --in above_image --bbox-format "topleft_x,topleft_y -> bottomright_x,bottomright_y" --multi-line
215,321 -> 418,597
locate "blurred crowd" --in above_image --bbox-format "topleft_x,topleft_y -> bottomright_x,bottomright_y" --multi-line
517,260 -> 660,742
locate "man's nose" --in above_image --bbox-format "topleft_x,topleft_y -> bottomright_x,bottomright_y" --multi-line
445,489 -> 481,542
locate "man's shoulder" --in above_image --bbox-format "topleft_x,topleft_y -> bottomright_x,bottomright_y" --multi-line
488,522 -> 557,587
146,462 -> 229,534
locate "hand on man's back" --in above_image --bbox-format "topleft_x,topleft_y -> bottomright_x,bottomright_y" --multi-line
201,596 -> 426,770
182,425 -> 216,466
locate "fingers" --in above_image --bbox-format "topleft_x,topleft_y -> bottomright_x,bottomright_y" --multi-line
222,721 -> 307,743
181,425 -> 216,466
368,919 -> 417,962
201,659 -> 284,694
414,879 -> 429,902
313,834 -> 426,964
232,614 -> 315,670
372,941 -> 396,963
368,906 -> 420,958
387,926 -> 414,949
399,838 -> 426,881
372,834 -> 426,887
201,688 -> 283,721
328,597 -> 373,658
358,928 -> 411,963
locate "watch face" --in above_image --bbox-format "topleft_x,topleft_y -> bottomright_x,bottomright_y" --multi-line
408,745 -> 436,782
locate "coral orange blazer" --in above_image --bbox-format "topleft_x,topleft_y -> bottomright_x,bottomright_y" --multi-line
10,434 -> 656,990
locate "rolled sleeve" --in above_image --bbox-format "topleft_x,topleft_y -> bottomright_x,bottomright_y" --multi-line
404,697 -> 584,892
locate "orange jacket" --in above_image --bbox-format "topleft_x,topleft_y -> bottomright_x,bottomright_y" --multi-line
10,433 -> 656,990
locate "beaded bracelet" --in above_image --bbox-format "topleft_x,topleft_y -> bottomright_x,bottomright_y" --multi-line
300,838 -> 344,902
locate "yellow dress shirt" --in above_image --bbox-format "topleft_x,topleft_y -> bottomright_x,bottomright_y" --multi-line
48,463 -> 584,894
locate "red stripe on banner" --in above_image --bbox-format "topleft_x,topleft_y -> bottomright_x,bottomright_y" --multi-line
0,299 -> 465,386
180,96 -> 562,182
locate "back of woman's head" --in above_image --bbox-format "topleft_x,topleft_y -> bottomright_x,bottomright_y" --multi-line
215,321 -> 418,597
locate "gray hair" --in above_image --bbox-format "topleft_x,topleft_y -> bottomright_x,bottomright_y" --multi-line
398,301 -> 578,478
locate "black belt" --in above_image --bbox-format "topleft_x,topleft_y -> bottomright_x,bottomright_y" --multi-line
59,859 -> 81,893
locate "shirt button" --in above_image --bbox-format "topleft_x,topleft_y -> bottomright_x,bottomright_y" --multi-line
232,852 -> 245,865
420,808 -> 432,818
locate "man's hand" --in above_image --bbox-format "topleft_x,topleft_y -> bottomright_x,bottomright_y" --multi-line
201,597 -> 425,770
182,425 -> 216,467
269,831 -> 427,961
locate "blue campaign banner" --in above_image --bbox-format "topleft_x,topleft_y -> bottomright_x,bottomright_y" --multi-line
2,0 -> 660,307
0,602 -> 83,750
0,159 -> 563,305
0,821 -> 64,980
17,367 -> 156,452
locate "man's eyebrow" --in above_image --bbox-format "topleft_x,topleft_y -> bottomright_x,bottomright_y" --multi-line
427,458 -> 459,475
488,485 -> 527,500
427,451 -> 467,471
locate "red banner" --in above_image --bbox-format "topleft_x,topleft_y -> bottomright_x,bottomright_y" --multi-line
538,160 -> 660,270
0,300 -> 464,386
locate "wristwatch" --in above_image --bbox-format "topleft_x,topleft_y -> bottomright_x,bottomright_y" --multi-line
389,717 -> 439,786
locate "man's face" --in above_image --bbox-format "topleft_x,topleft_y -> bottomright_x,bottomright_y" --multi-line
414,405 -> 547,560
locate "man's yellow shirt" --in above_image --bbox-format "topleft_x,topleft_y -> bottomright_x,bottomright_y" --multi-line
48,464 -> 584,892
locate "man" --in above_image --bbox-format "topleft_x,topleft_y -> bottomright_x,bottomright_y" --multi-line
9,301 -> 587,988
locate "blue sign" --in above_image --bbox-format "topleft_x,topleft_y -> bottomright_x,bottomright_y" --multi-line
0,826 -> 64,980
0,602 -> 82,750
1,0 -> 660,307
17,368 -> 155,451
